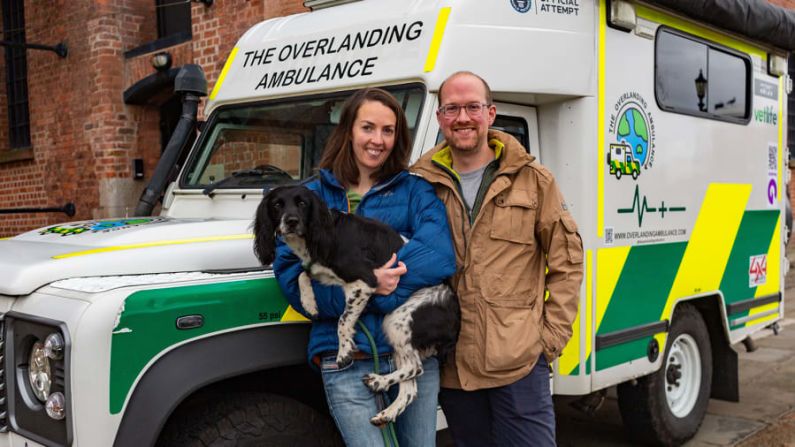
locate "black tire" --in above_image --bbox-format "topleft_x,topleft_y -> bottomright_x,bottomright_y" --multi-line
156,392 -> 343,447
617,303 -> 712,446
615,170 -> 622,180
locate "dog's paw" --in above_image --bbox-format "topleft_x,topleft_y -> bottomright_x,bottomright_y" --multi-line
300,299 -> 319,319
336,348 -> 353,368
370,410 -> 396,427
304,307 -> 319,319
362,373 -> 389,392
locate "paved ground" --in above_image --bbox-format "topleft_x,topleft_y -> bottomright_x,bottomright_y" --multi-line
554,243 -> 795,446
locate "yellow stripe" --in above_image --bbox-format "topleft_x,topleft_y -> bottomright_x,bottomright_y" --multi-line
0,237 -> 10,241
280,305 -> 310,323
635,5 -> 766,59
209,47 -> 239,101
660,184 -> 751,322
53,234 -> 254,259
754,217 -> 781,298
778,76 -> 784,201
597,0 -> 606,237
744,310 -> 780,328
595,246 -> 631,335
561,249 -> 592,375
424,7 -> 451,73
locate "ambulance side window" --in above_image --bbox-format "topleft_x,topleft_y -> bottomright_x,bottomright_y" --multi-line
655,27 -> 750,123
492,115 -> 530,153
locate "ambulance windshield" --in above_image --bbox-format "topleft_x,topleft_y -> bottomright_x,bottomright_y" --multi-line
182,84 -> 425,190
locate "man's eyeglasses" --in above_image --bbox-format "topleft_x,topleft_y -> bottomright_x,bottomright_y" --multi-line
437,102 -> 491,118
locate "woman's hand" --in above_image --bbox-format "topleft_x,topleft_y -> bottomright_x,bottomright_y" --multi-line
373,253 -> 407,295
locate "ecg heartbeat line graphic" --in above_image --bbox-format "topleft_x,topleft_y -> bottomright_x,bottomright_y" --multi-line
617,185 -> 686,227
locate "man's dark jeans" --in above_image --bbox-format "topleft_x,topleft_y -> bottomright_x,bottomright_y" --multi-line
439,356 -> 555,447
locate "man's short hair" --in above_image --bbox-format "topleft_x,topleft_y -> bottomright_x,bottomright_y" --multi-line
438,71 -> 493,105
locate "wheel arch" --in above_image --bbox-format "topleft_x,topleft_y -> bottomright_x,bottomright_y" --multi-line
112,323 -> 310,447
670,294 -> 739,402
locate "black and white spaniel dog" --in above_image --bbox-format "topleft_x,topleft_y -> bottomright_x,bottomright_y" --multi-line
254,184 -> 460,425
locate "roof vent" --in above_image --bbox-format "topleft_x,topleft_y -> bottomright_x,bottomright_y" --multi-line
304,0 -> 361,10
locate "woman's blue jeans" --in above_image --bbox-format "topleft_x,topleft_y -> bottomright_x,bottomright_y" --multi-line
320,353 -> 440,447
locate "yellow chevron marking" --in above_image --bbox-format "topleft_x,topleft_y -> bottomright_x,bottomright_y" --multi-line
53,234 -> 254,259
597,0 -> 607,237
635,5 -> 765,59
595,246 -> 631,335
281,305 -> 310,323
660,184 -> 751,323
561,249 -> 592,375
209,47 -> 239,100
424,7 -> 451,73
754,217 -> 781,298
744,304 -> 780,328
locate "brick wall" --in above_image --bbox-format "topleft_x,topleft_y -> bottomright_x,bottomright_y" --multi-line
0,0 -> 307,237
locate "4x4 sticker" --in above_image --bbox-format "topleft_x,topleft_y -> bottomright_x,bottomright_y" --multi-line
608,92 -> 656,180
749,254 -> 767,287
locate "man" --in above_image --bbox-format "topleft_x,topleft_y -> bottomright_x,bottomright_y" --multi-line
411,71 -> 583,446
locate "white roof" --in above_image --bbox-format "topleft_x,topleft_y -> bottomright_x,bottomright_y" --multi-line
208,0 -> 596,110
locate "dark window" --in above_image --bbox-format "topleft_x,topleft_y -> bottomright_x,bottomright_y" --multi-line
2,0 -> 31,149
156,0 -> 192,40
493,115 -> 530,153
655,28 -> 750,123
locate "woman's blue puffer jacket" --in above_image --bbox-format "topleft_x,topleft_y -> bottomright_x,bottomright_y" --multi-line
272,168 -> 456,363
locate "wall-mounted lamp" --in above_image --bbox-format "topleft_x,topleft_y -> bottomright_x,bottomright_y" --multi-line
151,51 -> 173,72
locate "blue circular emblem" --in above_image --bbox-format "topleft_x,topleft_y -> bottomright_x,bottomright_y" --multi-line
510,0 -> 532,13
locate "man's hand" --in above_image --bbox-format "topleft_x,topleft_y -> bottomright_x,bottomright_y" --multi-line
373,253 -> 407,295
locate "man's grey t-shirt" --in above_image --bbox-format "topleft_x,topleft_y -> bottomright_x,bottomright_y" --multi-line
459,164 -> 488,211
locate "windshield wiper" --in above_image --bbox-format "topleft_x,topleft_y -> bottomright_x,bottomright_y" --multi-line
202,169 -> 267,197
201,165 -> 294,198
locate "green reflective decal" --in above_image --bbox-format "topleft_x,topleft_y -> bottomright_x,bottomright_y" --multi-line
109,277 -> 302,414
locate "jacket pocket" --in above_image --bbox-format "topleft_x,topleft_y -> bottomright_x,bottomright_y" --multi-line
561,214 -> 583,264
482,298 -> 539,373
489,190 -> 537,245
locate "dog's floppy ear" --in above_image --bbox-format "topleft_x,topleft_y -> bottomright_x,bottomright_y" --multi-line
304,189 -> 334,258
253,188 -> 278,265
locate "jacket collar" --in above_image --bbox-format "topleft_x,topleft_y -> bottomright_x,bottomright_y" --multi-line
430,138 -> 505,182
318,168 -> 408,194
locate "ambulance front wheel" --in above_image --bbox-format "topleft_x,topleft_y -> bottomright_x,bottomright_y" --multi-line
156,392 -> 343,447
617,303 -> 712,446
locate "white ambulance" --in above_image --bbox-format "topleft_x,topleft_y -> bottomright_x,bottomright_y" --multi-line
0,0 -> 791,445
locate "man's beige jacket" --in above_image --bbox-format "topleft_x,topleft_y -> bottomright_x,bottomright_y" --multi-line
411,130 -> 584,390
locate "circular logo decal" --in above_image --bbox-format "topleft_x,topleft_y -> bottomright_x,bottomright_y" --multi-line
510,0 -> 532,13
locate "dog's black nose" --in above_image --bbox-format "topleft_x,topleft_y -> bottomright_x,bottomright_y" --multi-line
284,216 -> 299,228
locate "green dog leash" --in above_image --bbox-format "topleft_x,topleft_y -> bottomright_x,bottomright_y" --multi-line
357,320 -> 400,447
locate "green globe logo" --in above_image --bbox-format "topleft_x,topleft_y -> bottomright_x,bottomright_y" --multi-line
616,107 -> 649,166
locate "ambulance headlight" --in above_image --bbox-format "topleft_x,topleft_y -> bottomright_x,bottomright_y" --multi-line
44,333 -> 65,360
28,341 -> 52,402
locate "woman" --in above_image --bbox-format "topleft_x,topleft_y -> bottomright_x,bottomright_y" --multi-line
272,87 -> 456,446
